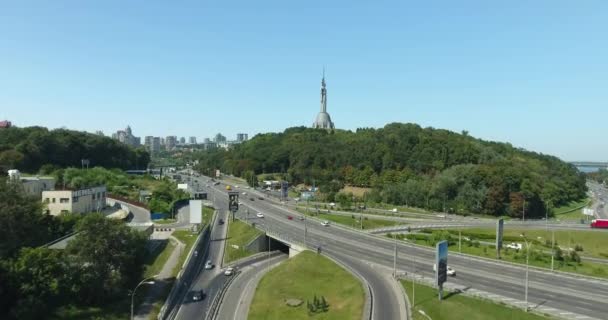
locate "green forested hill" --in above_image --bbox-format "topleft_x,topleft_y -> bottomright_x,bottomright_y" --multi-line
0,126 -> 150,172
195,123 -> 586,218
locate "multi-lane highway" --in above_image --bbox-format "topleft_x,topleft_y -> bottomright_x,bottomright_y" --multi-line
588,181 -> 608,219
170,174 -> 608,319
203,176 -> 608,320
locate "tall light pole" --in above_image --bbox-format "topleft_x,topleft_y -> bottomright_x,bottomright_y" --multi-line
131,275 -> 157,320
551,228 -> 555,272
459,229 -> 462,253
393,233 -> 398,278
520,234 -> 530,311
304,215 -> 308,247
522,198 -> 526,222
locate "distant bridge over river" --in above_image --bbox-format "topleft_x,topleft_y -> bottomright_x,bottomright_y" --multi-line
570,161 -> 608,169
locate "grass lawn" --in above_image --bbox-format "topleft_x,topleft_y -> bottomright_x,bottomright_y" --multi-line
144,239 -> 176,278
172,230 -> 199,277
402,230 -> 608,278
224,219 -> 263,264
249,251 -> 364,320
401,280 -> 549,320
456,227 -> 608,259
296,207 -> 403,230
553,198 -> 591,221
202,206 -> 214,226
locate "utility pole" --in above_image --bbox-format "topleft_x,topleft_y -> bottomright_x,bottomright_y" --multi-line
521,234 -> 530,311
393,233 -> 397,278
522,198 -> 526,222
304,215 -> 308,247
267,228 -> 271,272
459,229 -> 462,253
551,228 -> 555,271
360,211 -> 363,230
412,250 -> 416,307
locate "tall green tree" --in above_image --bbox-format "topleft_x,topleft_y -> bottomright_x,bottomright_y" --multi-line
66,213 -> 147,303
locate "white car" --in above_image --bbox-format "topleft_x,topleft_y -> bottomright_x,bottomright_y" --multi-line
506,243 -> 523,250
256,212 -> 265,218
392,208 -> 398,213
242,192 -> 247,195
204,260 -> 214,270
224,267 -> 235,276
329,203 -> 336,207
433,264 -> 456,276
321,221 -> 330,226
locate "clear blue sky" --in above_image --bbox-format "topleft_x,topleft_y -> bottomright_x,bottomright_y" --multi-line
1,1 -> 607,161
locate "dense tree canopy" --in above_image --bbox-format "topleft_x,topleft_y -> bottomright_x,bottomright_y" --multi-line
0,126 -> 150,172
0,178 -> 148,319
195,123 -> 586,217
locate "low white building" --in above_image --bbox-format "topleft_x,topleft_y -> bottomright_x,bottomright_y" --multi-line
42,186 -> 107,216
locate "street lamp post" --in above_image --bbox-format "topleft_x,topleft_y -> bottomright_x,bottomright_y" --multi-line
459,229 -> 462,253
131,275 -> 157,320
551,228 -> 555,271
302,214 -> 308,247
393,233 -> 397,278
520,234 -> 530,311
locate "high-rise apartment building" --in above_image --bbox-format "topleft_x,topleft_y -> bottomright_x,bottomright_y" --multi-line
151,137 -> 161,153
111,125 -> 141,147
189,136 -> 197,144
166,136 -> 177,151
236,133 -> 249,142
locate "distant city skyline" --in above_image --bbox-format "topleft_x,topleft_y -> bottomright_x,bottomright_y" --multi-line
2,1 -> 607,161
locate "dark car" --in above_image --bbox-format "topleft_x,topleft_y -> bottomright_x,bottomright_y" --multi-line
192,290 -> 204,301
258,196 -> 264,200
218,219 -> 224,225
250,197 -> 255,201
287,216 -> 293,220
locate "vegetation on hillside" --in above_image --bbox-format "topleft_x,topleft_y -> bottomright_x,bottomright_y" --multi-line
0,126 -> 150,172
195,124 -> 586,218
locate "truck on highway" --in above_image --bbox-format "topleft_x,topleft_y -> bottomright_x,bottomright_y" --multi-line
590,219 -> 608,228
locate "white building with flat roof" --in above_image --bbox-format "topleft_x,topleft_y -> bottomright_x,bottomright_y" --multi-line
42,186 -> 107,216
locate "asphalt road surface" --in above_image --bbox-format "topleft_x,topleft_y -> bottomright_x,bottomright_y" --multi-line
173,186 -> 229,320
203,176 -> 608,320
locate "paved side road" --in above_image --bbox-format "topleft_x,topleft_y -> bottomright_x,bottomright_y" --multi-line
134,235 -> 185,320
217,254 -> 288,320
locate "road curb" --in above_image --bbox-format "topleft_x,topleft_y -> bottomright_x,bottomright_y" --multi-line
324,253 -> 373,320
210,253 -> 286,320
158,210 -> 217,320
396,273 -> 601,320
396,277 -> 413,320
206,270 -> 241,320
360,227 -> 608,284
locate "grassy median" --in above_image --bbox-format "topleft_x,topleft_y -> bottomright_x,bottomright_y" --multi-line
249,251 -> 364,320
399,228 -> 608,278
402,280 -> 549,320
224,219 -> 263,264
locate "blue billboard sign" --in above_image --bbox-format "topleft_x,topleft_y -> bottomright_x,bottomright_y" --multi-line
436,240 -> 448,288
